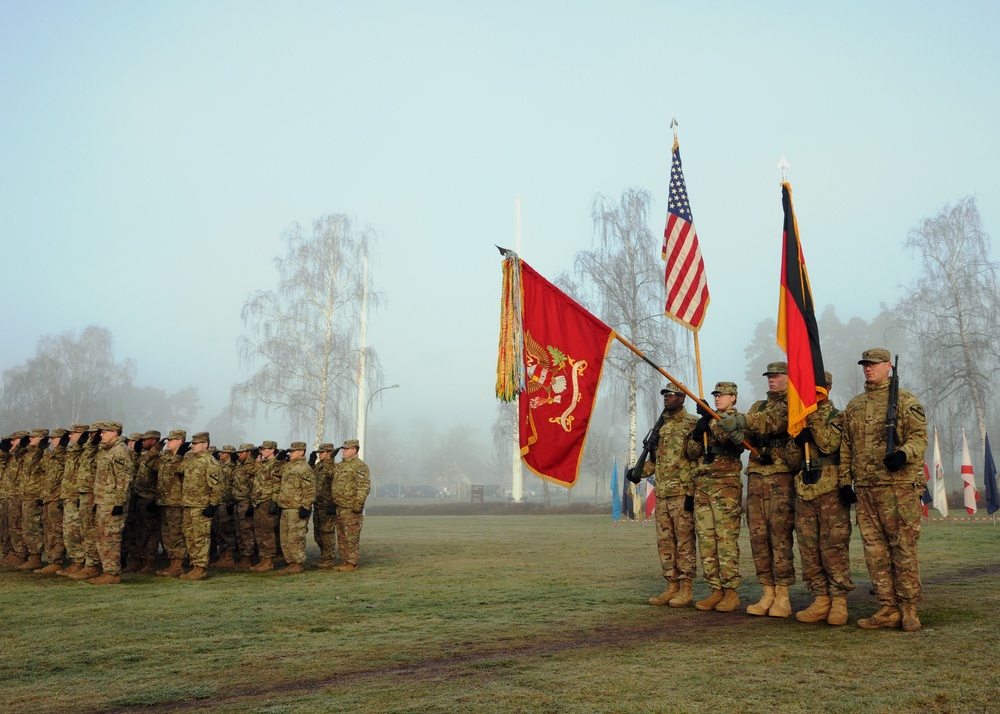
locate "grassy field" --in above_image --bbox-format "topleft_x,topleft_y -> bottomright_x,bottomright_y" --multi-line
1,515 -> 998,713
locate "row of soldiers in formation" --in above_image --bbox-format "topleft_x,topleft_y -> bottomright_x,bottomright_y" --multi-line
0,423 -> 371,583
635,347 -> 927,631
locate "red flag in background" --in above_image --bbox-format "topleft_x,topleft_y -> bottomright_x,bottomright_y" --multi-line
518,261 -> 615,486
776,182 -> 826,436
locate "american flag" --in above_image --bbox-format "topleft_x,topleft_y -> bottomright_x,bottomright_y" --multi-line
662,140 -> 709,331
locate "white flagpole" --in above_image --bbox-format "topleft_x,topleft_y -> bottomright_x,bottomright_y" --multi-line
511,196 -> 524,504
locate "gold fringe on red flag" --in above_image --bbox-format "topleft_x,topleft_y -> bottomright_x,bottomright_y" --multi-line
496,251 -> 525,402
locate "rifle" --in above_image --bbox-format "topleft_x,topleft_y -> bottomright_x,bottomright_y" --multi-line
885,354 -> 900,457
626,408 -> 668,483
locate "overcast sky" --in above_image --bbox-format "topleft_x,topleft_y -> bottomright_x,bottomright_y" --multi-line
2,1 -> 998,451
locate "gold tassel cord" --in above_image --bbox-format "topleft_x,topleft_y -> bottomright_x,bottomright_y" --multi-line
496,252 -> 525,402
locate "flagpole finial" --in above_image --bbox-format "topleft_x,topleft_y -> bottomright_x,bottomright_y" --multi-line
778,156 -> 790,182
670,116 -> 678,140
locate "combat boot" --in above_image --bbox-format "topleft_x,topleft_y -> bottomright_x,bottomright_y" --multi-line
0,552 -> 18,567
69,564 -> 101,580
857,605 -> 902,629
58,561 -> 84,576
648,581 -> 680,606
795,595 -> 832,623
121,559 -> 143,573
668,580 -> 694,608
746,585 -> 775,616
315,559 -> 334,569
695,589 -> 725,611
16,554 -> 42,571
827,596 -> 849,626
137,560 -> 158,575
278,562 -> 304,575
900,602 -> 921,632
768,585 -> 792,617
250,557 -> 274,572
179,565 -> 208,581
87,573 -> 121,585
233,555 -> 252,571
156,559 -> 184,577
332,563 -> 357,572
35,561 -> 64,575
213,550 -> 236,569
715,588 -> 741,612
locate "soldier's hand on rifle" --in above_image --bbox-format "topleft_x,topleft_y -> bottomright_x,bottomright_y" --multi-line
625,467 -> 642,484
883,450 -> 907,472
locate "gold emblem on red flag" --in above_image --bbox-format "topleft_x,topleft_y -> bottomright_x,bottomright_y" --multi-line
525,331 -> 590,433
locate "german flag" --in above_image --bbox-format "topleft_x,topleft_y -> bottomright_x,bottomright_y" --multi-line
777,182 -> 826,436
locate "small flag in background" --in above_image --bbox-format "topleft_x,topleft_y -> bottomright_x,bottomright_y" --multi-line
921,461 -> 933,517
933,429 -> 949,518
961,430 -> 979,515
984,432 -> 999,516
662,137 -> 709,332
611,455 -> 621,522
645,478 -> 655,520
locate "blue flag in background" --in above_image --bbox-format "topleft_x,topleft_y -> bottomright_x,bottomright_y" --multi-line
985,432 -> 999,515
611,455 -> 621,521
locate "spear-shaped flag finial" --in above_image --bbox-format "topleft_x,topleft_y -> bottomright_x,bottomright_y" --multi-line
778,155 -> 790,182
670,116 -> 678,141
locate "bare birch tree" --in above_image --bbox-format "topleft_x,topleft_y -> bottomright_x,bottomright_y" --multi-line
233,214 -> 382,447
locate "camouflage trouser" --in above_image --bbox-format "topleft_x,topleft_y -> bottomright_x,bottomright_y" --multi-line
160,506 -> 188,560
654,495 -> 696,582
746,471 -> 796,586
182,507 -> 213,568
95,502 -> 128,575
856,483 -> 923,605
212,503 -> 238,553
313,503 -> 337,561
80,492 -> 99,567
62,498 -> 84,562
42,501 -> 65,562
253,507 -> 278,559
0,496 -> 9,556
694,475 -> 742,590
21,499 -> 44,556
8,497 -> 28,558
280,509 -> 308,565
126,495 -> 161,562
334,508 -> 364,566
795,491 -> 854,597
234,500 -> 255,557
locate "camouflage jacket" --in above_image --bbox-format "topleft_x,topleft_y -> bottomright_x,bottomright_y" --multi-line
330,455 -> 370,511
217,460 -> 236,503
231,459 -> 256,501
61,443 -> 85,500
784,400 -> 847,500
156,450 -> 185,506
744,390 -> 793,476
75,443 -> 100,494
133,442 -> 163,501
643,408 -> 699,498
314,459 -> 335,506
251,456 -> 282,506
180,451 -> 223,508
5,447 -> 27,499
19,444 -> 47,500
840,379 -> 928,488
0,450 -> 9,498
686,406 -> 745,479
277,458 -> 315,510
40,444 -> 67,503
94,436 -> 135,506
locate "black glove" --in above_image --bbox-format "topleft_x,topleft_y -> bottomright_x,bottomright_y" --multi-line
793,427 -> 813,446
277,450 -> 290,462
838,485 -> 857,507
246,504 -> 255,517
298,506 -> 312,519
691,417 -> 710,441
202,505 -> 217,517
325,504 -> 337,516
625,467 -> 642,484
90,432 -> 101,446
226,503 -> 234,515
36,499 -> 44,507
251,448 -> 260,460
79,431 -> 90,444
212,450 -> 221,461
268,500 -> 280,516
883,450 -> 907,472
57,501 -> 64,510
684,495 -> 694,512
92,504 -> 98,513
695,401 -> 712,418
177,441 -> 191,456
308,451 -> 317,467
146,502 -> 160,514
0,438 -> 11,452
111,505 -> 124,516
133,440 -> 143,454
59,433 -> 70,448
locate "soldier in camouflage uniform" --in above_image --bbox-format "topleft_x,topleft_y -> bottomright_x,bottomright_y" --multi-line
69,427 -> 104,580
0,432 -> 26,567
35,428 -> 69,573
155,430 -> 189,577
17,428 -> 50,572
329,439 -> 371,571
2,432 -> 31,568
250,440 -> 282,572
90,421 -> 135,584
178,432 -> 223,581
722,361 -> 796,618
231,443 -> 258,570
210,445 -> 238,569
122,430 -> 163,574
784,372 -> 855,626
0,436 -> 11,565
312,443 -> 339,568
841,348 -> 928,632
687,382 -> 745,612
275,441 -> 314,574
57,425 -> 89,576
640,383 -> 699,607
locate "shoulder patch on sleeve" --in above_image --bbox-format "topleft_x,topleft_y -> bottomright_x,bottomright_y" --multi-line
910,404 -> 925,422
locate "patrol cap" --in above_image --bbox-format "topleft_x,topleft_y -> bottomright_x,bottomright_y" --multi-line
762,361 -> 788,376
10,430 -> 29,439
317,443 -> 337,453
289,441 -> 307,452
29,428 -> 50,439
222,444 -> 236,454
128,432 -> 144,441
260,440 -> 278,450
237,443 -> 256,453
91,421 -> 108,431
191,432 -> 210,444
858,347 -> 892,364
71,423 -> 90,433
166,429 -> 187,441
51,428 -> 69,438
660,382 -> 684,396
711,381 -> 738,396
342,439 -> 360,450
142,430 -> 161,440
104,421 -> 124,433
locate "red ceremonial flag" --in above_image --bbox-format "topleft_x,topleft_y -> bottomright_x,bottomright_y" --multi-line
961,430 -> 979,515
776,182 -> 826,437
662,138 -> 709,331
518,261 -> 615,486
